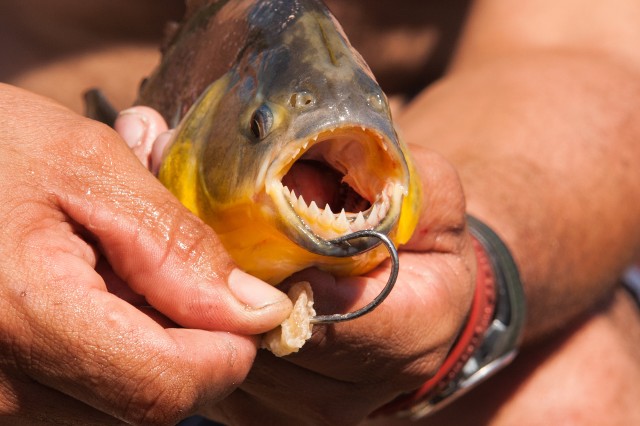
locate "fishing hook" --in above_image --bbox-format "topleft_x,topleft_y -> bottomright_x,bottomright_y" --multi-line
310,230 -> 399,324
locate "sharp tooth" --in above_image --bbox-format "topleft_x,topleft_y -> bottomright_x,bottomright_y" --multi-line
320,204 -> 333,227
335,209 -> 349,231
371,204 -> 379,218
367,204 -> 379,226
292,148 -> 300,159
376,202 -> 386,219
381,199 -> 390,216
353,211 -> 365,229
290,189 -> 297,204
297,194 -> 307,212
384,184 -> 391,197
303,140 -> 309,149
309,201 -> 320,218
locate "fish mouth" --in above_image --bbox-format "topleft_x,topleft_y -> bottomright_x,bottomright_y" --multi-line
266,126 -> 408,257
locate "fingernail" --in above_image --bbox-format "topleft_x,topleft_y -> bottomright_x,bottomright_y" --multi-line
116,109 -> 148,149
228,269 -> 288,309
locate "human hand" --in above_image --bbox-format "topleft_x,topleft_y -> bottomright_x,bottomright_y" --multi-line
204,146 -> 477,425
0,84 -> 292,425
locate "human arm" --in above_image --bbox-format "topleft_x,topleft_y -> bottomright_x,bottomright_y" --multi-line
400,0 -> 640,343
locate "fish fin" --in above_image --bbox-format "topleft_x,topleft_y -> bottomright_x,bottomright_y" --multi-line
158,140 -> 202,215
158,73 -> 232,216
83,88 -> 118,127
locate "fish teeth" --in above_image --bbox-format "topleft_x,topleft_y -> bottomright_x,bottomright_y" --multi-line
320,204 -> 334,227
279,180 -> 403,239
366,204 -> 379,227
353,212 -> 366,230
382,198 -> 390,213
309,201 -> 320,217
335,209 -> 349,232
297,194 -> 307,212
385,183 -> 394,197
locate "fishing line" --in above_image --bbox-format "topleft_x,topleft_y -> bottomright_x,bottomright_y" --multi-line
310,230 -> 399,324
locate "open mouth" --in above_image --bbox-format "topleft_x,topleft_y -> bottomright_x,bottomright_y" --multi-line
266,126 -> 408,249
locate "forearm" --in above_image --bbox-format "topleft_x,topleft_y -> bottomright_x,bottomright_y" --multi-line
451,0 -> 640,74
397,3 -> 640,342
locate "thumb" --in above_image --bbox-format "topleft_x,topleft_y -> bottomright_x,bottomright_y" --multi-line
402,145 -> 469,253
57,117 -> 292,334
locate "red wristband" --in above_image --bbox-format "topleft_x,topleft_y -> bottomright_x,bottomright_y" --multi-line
373,236 -> 497,416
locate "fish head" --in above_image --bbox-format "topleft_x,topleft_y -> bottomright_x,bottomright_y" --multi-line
158,2 -> 421,282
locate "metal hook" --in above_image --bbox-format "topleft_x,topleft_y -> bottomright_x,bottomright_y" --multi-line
310,230 -> 400,324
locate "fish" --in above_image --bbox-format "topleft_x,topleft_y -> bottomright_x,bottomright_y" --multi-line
135,0 -> 422,284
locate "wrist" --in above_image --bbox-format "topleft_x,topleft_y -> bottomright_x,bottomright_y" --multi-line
374,215 -> 526,419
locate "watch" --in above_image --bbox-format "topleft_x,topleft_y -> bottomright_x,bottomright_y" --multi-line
375,215 -> 526,419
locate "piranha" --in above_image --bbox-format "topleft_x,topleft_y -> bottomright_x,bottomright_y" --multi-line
135,0 -> 422,284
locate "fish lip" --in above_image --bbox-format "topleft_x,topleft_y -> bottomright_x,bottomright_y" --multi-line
265,125 -> 408,257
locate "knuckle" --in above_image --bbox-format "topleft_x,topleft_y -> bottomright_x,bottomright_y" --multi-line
154,206 -> 233,281
137,202 -> 213,273
54,121 -> 122,193
61,119 -> 115,165
166,213 -> 227,266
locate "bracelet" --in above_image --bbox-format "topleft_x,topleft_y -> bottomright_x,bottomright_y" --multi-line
374,215 -> 526,419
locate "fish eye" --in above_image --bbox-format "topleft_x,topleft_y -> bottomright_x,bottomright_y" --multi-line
249,104 -> 274,141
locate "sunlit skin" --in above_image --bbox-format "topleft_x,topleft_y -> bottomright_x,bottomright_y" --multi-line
2,0 -> 640,425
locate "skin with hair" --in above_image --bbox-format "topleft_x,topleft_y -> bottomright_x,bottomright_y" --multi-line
1,0 -> 640,424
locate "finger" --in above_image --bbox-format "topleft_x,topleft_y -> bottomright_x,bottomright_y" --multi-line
51,118 -> 292,334
97,256 -> 147,305
278,252 -> 473,384
0,87 -> 281,424
98,257 -> 180,327
1,227 -> 258,424
114,106 -> 168,169
5,251 -> 258,424
402,145 -> 469,253
151,130 -> 175,175
205,252 -> 476,425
